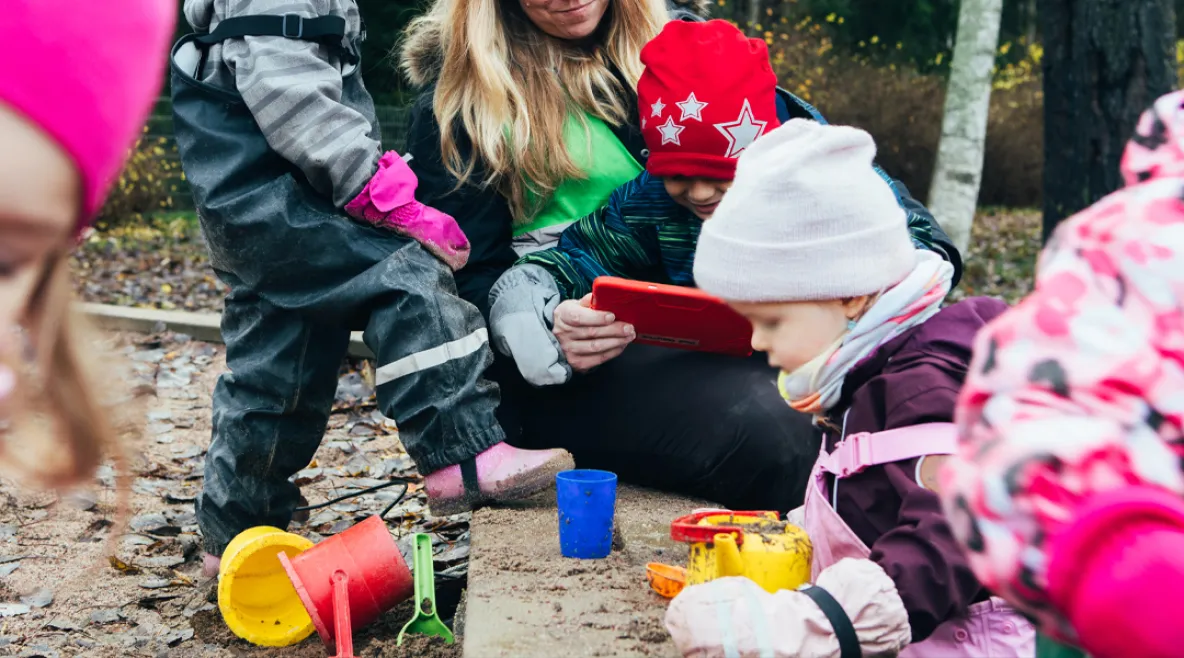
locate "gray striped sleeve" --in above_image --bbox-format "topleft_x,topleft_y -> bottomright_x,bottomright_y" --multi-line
213,0 -> 381,206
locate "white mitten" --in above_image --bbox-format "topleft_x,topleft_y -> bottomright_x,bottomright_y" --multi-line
664,558 -> 910,658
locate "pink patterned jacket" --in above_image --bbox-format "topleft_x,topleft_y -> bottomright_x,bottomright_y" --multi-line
940,91 -> 1184,649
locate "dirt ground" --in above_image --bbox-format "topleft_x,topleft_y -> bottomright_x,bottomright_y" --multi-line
461,487 -> 704,658
0,331 -> 464,658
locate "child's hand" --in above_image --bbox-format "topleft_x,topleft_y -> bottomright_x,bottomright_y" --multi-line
345,152 -> 471,271
664,559 -> 909,658
552,294 -> 635,373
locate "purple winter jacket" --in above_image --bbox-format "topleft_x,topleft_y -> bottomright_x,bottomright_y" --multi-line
819,296 -> 1008,643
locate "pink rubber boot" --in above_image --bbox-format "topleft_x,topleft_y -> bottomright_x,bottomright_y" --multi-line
424,442 -> 575,516
202,552 -> 220,579
1047,486 -> 1184,658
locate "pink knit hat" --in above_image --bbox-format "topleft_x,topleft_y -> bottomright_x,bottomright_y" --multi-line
0,0 -> 175,229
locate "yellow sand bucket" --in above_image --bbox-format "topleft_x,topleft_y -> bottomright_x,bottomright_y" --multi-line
670,510 -> 812,593
218,526 -> 316,646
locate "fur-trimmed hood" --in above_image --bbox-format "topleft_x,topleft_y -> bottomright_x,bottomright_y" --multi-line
400,0 -> 712,87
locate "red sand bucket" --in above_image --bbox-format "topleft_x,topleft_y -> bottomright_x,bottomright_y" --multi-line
278,515 -> 413,650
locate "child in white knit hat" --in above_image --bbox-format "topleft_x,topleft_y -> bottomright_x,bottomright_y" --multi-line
665,119 -> 1034,657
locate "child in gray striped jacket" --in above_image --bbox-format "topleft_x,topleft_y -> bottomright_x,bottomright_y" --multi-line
184,0 -> 469,269
174,0 -> 575,578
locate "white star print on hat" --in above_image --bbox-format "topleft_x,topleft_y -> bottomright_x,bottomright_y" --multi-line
713,99 -> 767,158
657,117 -> 685,146
676,92 -> 708,121
651,98 -> 666,118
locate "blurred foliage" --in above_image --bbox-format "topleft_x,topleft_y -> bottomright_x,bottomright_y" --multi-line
761,13 -> 1044,207
140,0 -> 1184,217
96,130 -> 183,230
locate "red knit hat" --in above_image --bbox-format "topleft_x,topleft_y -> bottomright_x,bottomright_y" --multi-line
638,20 -> 780,180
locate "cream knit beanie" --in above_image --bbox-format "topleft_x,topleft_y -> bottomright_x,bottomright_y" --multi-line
693,119 -> 917,302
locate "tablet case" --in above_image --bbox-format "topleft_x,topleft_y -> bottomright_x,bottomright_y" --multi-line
590,276 -> 753,357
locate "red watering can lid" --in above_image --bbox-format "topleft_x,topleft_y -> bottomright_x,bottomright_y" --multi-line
670,510 -> 780,546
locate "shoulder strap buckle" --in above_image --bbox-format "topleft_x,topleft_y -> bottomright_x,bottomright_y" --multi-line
833,432 -> 875,478
281,13 -> 304,39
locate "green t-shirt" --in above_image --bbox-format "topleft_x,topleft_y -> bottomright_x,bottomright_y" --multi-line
514,111 -> 642,238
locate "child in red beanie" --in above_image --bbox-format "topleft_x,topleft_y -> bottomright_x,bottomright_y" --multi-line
0,0 -> 174,484
940,89 -> 1184,658
489,19 -> 960,387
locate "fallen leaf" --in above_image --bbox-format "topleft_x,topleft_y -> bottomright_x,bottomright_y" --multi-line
89,609 -> 123,624
109,555 -> 143,575
21,587 -> 53,608
170,511 -> 197,527
139,578 -> 173,589
78,519 -> 113,543
139,556 -> 184,569
434,543 -> 471,563
137,595 -> 180,610
146,422 -> 175,436
0,563 -> 20,577
120,534 -> 156,547
45,617 -> 81,631
64,491 -> 98,511
170,446 -> 204,461
328,520 -> 355,534
306,510 -> 337,528
0,603 -> 30,617
163,627 -> 195,646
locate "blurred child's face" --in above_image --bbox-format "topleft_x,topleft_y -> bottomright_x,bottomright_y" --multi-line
0,105 -> 78,336
731,297 -> 869,373
663,176 -> 733,220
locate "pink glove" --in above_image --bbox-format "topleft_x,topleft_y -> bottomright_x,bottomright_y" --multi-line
1047,486 -> 1184,658
345,151 -> 471,271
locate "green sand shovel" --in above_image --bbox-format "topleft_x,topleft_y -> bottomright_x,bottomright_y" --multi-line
397,533 -> 456,646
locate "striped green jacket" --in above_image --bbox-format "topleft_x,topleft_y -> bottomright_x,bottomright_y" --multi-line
517,168 -> 961,302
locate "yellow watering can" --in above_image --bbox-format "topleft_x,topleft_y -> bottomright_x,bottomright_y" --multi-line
670,510 -> 812,593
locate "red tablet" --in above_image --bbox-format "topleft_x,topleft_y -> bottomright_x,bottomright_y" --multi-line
590,276 -> 753,357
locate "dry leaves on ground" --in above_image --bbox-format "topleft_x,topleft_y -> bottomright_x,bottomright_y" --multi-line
0,331 -> 466,657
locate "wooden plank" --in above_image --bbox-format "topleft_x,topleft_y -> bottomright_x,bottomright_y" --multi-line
79,303 -> 374,358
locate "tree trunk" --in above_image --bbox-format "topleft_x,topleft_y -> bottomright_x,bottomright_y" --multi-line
1039,0 -> 1175,243
746,0 -> 764,36
1025,0 -> 1038,46
927,0 -> 1005,256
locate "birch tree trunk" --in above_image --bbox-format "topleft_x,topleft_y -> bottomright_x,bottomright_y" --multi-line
746,0 -> 763,36
926,0 -> 1004,256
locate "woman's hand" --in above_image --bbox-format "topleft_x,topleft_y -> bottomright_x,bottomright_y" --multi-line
552,294 -> 635,373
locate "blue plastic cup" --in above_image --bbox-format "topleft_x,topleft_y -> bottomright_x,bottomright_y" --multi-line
556,469 -> 618,559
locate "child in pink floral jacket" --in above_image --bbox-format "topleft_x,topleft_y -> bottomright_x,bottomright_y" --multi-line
940,90 -> 1184,658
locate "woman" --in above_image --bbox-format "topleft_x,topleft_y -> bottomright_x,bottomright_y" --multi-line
400,0 -> 961,510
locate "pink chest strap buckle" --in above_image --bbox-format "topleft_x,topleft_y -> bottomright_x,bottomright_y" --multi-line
819,423 -> 960,479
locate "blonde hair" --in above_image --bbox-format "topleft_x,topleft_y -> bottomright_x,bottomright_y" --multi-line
0,252 -> 117,488
402,0 -> 667,223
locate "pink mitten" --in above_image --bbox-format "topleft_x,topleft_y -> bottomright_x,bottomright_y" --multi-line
346,152 -> 471,271
1047,486 -> 1184,658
